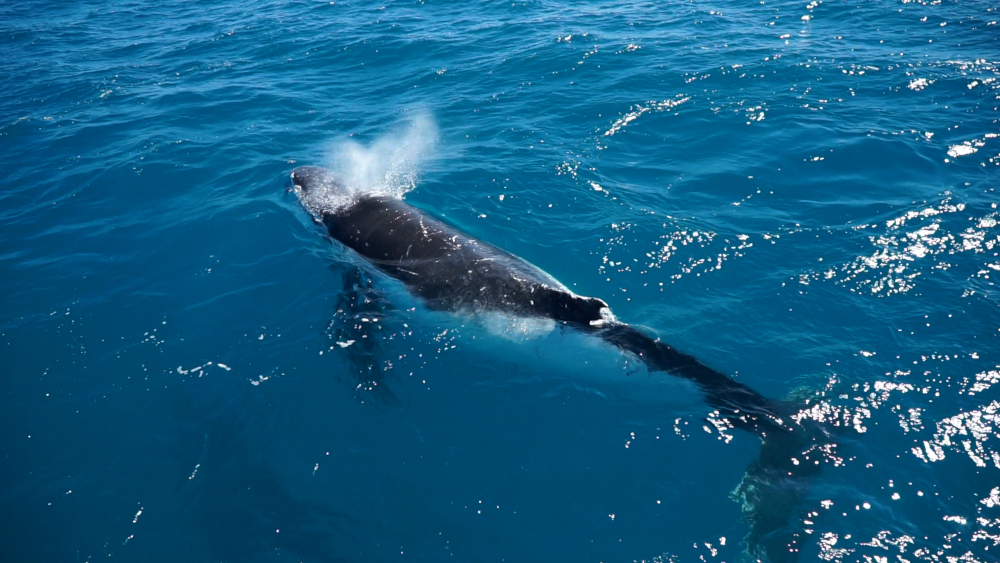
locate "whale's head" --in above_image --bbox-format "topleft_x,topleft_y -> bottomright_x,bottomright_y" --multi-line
290,165 -> 353,219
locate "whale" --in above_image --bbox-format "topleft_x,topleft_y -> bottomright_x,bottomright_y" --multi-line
290,165 -> 793,436
290,164 -> 819,560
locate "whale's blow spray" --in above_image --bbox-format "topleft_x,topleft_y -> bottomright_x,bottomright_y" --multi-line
324,113 -> 438,201
295,115 -> 437,218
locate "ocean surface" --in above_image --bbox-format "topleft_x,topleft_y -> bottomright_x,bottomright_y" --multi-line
2,1 -> 999,562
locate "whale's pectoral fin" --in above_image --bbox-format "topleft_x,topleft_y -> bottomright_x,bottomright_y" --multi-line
536,287 -> 608,325
327,266 -> 398,401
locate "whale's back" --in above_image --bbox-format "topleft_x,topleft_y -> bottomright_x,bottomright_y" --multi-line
323,195 -> 607,324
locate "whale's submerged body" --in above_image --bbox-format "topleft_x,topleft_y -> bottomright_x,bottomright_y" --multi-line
290,165 -> 819,562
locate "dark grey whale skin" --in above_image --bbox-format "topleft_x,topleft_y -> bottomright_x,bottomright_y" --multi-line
290,165 -> 795,438
326,194 -> 609,325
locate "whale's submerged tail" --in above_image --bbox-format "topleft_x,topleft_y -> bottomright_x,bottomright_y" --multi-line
591,322 -> 821,562
594,323 -> 792,436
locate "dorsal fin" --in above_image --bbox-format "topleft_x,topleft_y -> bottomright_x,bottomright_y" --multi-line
536,287 -> 608,325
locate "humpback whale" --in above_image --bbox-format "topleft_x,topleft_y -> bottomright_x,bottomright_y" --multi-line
290,164 -> 817,560
292,165 -> 791,436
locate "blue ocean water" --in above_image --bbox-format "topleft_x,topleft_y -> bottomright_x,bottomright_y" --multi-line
2,0 -> 999,561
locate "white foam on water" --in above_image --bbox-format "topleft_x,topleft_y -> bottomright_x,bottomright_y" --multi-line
478,311 -> 558,340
